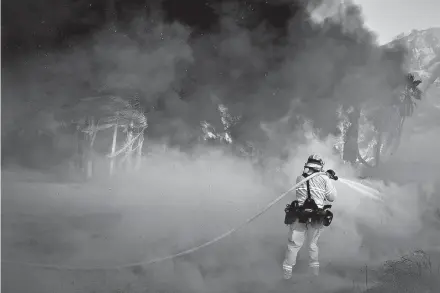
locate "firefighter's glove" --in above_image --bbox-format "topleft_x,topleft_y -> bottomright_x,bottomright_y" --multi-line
326,169 -> 338,181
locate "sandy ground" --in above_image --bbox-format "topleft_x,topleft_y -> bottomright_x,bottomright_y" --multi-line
2,168 -> 440,293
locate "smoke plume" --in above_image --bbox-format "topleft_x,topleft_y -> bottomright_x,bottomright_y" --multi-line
2,1 -> 439,293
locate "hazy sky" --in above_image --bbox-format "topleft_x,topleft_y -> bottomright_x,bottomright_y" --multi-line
354,0 -> 440,44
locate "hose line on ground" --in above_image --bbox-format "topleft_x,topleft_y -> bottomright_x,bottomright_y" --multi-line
2,172 -> 372,271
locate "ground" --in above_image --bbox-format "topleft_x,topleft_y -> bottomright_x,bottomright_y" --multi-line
2,167 -> 440,293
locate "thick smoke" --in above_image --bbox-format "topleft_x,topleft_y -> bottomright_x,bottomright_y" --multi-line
2,1 -> 439,293
2,0 -> 409,162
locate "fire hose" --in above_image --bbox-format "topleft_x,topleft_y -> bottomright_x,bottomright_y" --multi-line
2,171 -> 338,271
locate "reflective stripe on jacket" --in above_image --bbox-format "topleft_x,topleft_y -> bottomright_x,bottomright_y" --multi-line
295,174 -> 337,208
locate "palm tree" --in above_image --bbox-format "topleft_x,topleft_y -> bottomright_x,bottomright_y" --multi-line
361,73 -> 422,167
342,73 -> 423,167
381,73 -> 422,157
66,95 -> 147,179
342,106 -> 361,164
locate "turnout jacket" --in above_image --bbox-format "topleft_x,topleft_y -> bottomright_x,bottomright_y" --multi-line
295,173 -> 337,209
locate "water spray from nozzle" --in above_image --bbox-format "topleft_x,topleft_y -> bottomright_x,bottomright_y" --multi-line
324,169 -> 382,201
338,178 -> 383,202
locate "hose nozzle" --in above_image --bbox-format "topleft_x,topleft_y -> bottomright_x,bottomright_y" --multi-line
326,169 -> 338,181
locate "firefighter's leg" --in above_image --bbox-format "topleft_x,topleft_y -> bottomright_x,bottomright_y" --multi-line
308,223 -> 324,275
282,221 -> 307,279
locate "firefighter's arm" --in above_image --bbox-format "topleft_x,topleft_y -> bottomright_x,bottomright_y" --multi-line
294,175 -> 303,197
325,178 -> 337,202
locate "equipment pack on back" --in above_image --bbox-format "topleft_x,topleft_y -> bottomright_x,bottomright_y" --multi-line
284,170 -> 337,227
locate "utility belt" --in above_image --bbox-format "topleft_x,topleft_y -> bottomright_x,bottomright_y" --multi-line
284,200 -> 333,226
284,171 -> 335,227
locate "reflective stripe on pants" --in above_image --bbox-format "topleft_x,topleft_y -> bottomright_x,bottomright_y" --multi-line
282,220 -> 324,271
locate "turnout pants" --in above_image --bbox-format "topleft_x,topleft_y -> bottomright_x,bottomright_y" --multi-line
282,220 -> 324,272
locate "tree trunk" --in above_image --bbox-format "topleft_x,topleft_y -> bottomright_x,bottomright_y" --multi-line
390,116 -> 405,156
343,107 -> 361,164
125,122 -> 134,171
375,131 -> 382,167
135,132 -> 144,171
85,117 -> 96,180
75,124 -> 84,172
109,123 -> 118,176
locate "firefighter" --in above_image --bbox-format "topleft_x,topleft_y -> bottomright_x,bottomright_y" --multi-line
282,154 -> 337,279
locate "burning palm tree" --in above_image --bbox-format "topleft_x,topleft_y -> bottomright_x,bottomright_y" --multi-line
69,95 -> 147,179
343,73 -> 422,167
376,73 -> 422,164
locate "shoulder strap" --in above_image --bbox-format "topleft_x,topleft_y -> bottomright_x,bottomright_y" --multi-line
302,173 -> 312,200
306,179 -> 311,200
